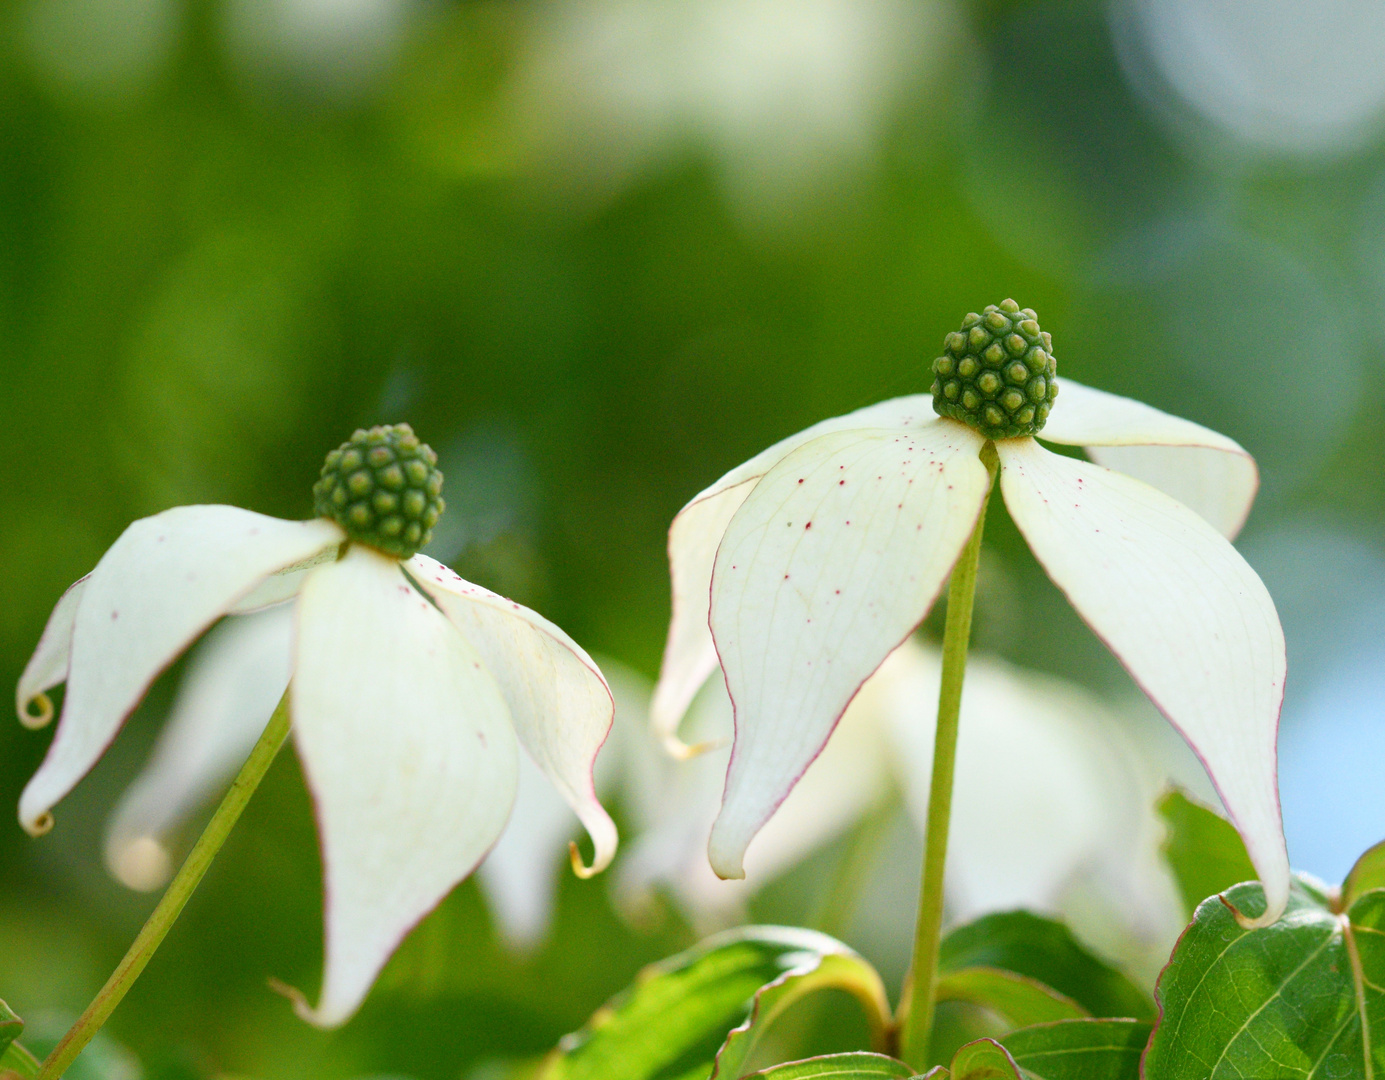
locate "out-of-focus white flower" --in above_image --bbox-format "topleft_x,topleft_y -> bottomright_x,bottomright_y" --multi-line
508,0 -> 955,221
618,639 -> 1183,950
101,608 -> 638,955
223,0 -> 415,100
104,605 -> 294,893
473,662 -> 649,949
1113,0 -> 1385,157
122,622 -> 1184,960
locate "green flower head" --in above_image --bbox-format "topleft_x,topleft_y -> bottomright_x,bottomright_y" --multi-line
930,299 -> 1058,440
313,424 -> 445,559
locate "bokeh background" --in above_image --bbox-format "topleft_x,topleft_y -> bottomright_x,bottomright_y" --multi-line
5,0 -> 1385,1076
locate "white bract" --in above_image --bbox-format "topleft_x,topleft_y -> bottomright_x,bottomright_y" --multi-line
16,508 -> 617,1026
653,378 -> 1289,927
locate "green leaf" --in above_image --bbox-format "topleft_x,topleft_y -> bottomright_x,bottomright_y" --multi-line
1145,876 -> 1385,1079
946,1039 -> 1022,1080
934,969 -> 1087,1028
932,1022 -> 1149,1080
1343,839 -> 1385,909
0,1042 -> 42,1080
1001,1019 -> 1150,1080
0,1002 -> 20,1054
661,1066 -> 715,1080
1155,787 -> 1256,919
539,926 -> 891,1080
0,1000 -> 39,1080
711,951 -> 892,1078
743,1052 -> 919,1078
939,913 -> 1151,1020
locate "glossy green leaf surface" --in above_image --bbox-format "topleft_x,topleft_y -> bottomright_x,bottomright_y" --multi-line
1002,1019 -> 1150,1080
939,913 -> 1151,1020
538,926 -> 890,1080
743,1052 -> 919,1078
946,1038 -> 1022,1080
934,968 -> 1087,1027
1344,840 -> 1385,909
1145,878 -> 1385,1079
1156,788 -> 1257,919
711,952 -> 890,1078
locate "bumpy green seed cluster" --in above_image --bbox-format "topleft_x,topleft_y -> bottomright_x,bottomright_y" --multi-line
930,299 -> 1058,440
313,424 -> 445,559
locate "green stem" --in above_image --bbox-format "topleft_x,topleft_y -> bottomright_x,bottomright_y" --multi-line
37,692 -> 292,1080
898,446 -> 997,1068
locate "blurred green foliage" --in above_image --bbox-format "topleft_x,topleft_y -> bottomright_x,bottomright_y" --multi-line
4,0 -> 1385,1076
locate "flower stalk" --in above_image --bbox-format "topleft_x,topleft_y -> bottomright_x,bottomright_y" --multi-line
898,443 -> 997,1068
37,691 -> 292,1080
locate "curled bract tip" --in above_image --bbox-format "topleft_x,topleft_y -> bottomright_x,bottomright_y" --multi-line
569,840 -> 605,880
1220,891 -> 1281,931
707,840 -> 747,882
267,977 -> 320,1025
19,692 -> 53,730
22,811 -> 54,838
660,731 -> 728,761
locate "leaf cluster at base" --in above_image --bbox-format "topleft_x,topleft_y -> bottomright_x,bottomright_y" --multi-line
536,913 -> 1151,1080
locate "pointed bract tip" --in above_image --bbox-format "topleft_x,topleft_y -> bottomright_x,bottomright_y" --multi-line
107,835 -> 173,892
19,692 -> 53,730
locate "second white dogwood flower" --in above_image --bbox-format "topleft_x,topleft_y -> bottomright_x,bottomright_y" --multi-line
653,301 -> 1288,927
17,424 -> 617,1026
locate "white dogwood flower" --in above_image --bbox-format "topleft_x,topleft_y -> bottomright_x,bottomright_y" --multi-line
653,301 -> 1288,927
16,424 -> 616,1026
